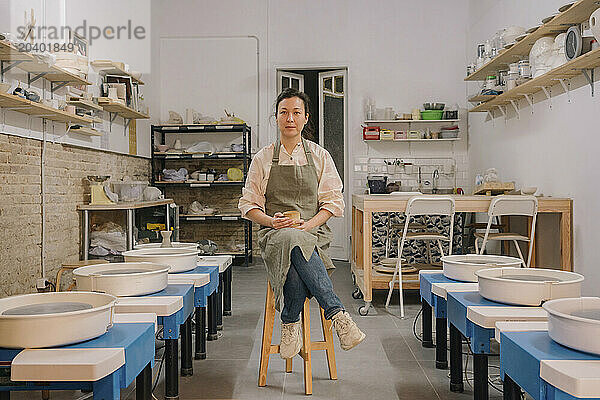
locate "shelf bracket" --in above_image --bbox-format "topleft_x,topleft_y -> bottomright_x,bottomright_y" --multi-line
554,78 -> 571,103
0,60 -> 25,78
522,94 -> 534,107
509,99 -> 520,118
496,105 -> 506,117
581,69 -> 594,97
540,86 -> 552,100
108,112 -> 118,132
50,81 -> 70,93
27,72 -> 48,86
485,110 -> 492,121
123,118 -> 131,136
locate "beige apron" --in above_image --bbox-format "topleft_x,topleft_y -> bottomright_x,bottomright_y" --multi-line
258,138 -> 334,311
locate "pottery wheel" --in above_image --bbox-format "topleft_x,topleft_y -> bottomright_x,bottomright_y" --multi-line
502,274 -> 563,282
96,268 -> 149,275
3,302 -> 93,315
570,309 -> 600,321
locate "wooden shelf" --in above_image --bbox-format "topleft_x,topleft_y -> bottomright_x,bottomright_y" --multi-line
0,41 -> 91,87
363,138 -> 460,142
181,214 -> 242,221
470,46 -> 600,113
90,61 -> 144,85
78,199 -> 174,211
98,98 -> 149,119
69,126 -> 103,136
0,92 -> 95,124
67,99 -> 103,112
468,94 -> 498,103
364,119 -> 459,123
465,0 -> 597,81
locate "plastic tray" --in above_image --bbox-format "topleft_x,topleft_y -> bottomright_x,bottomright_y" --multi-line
441,254 -> 522,282
74,262 -> 170,296
0,292 -> 115,348
476,267 -> 584,306
543,297 -> 600,355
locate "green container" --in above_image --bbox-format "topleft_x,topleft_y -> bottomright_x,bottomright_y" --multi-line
420,110 -> 444,120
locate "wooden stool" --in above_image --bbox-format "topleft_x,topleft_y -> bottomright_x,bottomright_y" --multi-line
258,282 -> 337,395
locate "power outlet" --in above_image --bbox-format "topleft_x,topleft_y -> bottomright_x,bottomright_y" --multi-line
36,278 -> 48,290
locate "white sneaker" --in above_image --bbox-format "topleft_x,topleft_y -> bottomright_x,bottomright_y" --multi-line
331,311 -> 366,351
280,320 -> 302,359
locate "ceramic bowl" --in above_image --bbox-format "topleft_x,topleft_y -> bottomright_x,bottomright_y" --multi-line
521,186 -> 537,195
155,144 -> 169,152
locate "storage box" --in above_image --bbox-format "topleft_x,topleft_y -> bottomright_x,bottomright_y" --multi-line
394,131 -> 407,140
362,126 -> 380,140
407,131 -> 421,139
380,129 -> 394,140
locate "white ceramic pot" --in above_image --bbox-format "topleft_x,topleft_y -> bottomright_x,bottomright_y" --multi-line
543,297 -> 600,356
74,262 -> 170,296
590,8 -> 600,42
0,292 -> 115,349
441,254 -> 522,282
123,248 -> 198,273
476,267 -> 584,306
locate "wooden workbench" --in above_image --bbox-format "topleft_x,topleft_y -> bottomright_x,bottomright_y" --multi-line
351,194 -> 573,314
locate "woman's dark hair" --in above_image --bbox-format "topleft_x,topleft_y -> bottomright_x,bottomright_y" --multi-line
274,88 -> 315,140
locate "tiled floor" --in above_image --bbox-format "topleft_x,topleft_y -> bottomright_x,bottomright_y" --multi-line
12,259 -> 505,399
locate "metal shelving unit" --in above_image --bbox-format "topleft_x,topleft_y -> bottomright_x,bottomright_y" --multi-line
151,123 -> 252,267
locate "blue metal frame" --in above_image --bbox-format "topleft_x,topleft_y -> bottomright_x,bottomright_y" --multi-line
447,291 -> 511,353
174,265 -> 219,307
146,283 -> 194,340
500,331 -> 600,400
0,322 -> 154,400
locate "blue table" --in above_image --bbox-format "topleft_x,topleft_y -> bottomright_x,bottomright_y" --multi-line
145,283 -> 194,398
447,291 -> 513,400
501,331 -> 600,400
173,265 -> 219,360
419,272 -> 459,369
0,322 -> 154,400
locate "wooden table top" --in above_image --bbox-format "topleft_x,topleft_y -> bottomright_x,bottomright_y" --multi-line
352,194 -> 572,213
77,199 -> 174,211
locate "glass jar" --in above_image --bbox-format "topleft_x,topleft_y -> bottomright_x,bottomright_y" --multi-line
518,60 -> 531,79
485,75 -> 497,90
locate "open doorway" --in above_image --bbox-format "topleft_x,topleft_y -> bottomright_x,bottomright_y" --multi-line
276,67 -> 349,260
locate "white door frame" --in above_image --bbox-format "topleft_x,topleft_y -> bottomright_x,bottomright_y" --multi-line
271,64 -> 350,261
277,70 -> 304,93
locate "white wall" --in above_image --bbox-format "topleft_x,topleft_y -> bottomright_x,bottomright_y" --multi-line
150,0 -> 470,258
466,0 -> 599,294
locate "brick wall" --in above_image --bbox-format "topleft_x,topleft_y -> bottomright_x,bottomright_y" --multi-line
0,133 -> 150,297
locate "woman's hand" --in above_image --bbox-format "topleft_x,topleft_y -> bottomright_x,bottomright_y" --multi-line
271,212 -> 296,229
296,219 -> 313,231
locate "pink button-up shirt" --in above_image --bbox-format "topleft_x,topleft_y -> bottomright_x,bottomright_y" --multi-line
238,140 -> 344,218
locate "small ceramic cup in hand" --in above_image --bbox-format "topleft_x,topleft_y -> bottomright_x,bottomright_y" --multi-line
283,210 -> 301,227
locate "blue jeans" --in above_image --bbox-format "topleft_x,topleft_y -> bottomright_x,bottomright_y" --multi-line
281,246 -> 345,323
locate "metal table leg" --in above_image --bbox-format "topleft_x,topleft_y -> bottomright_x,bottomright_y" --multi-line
450,323 -> 464,393
83,210 -> 89,260
165,338 -> 179,400
126,209 -> 134,250
473,353 -> 488,400
217,273 -> 223,330
435,317 -> 448,369
166,203 -> 171,231
207,292 -> 218,341
194,307 -> 207,359
223,267 -> 232,316
180,316 -> 193,376
136,363 -> 152,400
503,374 -> 521,400
422,301 -> 434,348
